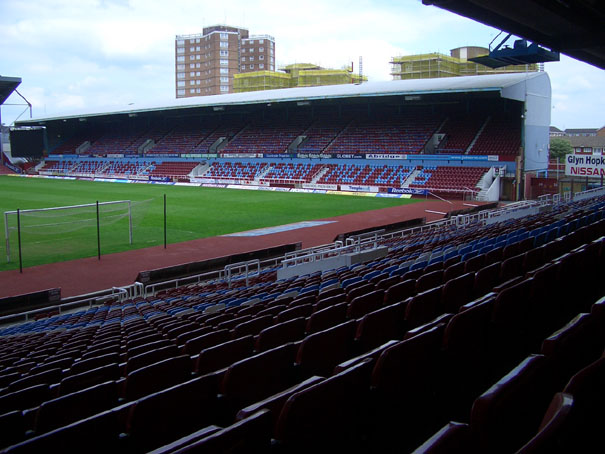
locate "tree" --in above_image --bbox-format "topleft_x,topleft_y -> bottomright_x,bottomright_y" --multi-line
549,138 -> 573,162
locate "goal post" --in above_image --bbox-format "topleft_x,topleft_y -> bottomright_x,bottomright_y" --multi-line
4,200 -> 133,263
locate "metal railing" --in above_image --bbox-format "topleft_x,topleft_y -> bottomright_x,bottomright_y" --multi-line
0,284 -> 140,327
143,255 -> 285,297
281,230 -> 385,269
143,269 -> 224,299
225,259 -> 260,288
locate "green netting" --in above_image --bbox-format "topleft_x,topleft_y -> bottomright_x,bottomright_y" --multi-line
4,199 -> 154,267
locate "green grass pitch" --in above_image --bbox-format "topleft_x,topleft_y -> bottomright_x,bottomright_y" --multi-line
0,176 -> 421,271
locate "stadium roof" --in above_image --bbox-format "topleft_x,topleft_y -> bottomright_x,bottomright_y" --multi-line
21,72 -> 546,124
423,0 -> 605,70
0,76 -> 21,106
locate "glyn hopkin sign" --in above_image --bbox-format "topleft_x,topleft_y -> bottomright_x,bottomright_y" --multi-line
565,154 -> 605,177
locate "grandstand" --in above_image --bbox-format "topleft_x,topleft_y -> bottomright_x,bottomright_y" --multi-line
14,72 -> 551,202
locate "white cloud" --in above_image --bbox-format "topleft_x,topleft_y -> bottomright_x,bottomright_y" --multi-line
0,0 -> 603,129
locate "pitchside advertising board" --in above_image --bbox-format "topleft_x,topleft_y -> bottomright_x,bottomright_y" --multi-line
565,154 -> 605,177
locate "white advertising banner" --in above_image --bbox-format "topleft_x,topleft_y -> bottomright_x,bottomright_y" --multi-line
340,184 -> 379,193
565,154 -> 605,177
302,183 -> 338,190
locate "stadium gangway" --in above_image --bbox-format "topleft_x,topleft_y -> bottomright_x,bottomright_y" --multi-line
0,284 -> 139,327
224,259 -> 260,289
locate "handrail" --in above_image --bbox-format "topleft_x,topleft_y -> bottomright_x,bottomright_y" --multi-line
0,285 -> 134,327
282,233 -> 383,269
144,269 -> 224,298
225,259 -> 260,288
346,230 -> 384,250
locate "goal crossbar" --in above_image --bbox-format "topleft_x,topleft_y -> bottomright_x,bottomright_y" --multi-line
4,200 -> 132,263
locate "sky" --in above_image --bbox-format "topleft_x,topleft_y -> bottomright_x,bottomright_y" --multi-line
1,0 -> 603,130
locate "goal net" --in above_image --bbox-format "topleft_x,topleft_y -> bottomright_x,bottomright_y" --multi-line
4,200 -> 149,266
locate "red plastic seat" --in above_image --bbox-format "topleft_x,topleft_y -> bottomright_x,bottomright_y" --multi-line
296,320 -> 357,378
274,358 -> 373,451
195,335 -> 254,376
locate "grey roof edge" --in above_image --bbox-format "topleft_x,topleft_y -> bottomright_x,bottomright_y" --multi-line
19,72 -> 547,124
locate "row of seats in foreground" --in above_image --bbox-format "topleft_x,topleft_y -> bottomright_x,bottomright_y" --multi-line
0,228 -> 603,453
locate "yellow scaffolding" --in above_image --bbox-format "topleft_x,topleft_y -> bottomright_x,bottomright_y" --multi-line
234,63 -> 368,93
233,71 -> 292,93
391,50 -> 538,80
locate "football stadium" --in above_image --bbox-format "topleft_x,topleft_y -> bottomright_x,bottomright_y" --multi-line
0,1 -> 604,453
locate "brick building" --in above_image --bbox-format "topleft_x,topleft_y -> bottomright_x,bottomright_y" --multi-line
175,25 -> 275,98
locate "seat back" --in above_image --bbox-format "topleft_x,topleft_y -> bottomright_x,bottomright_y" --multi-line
231,315 -> 274,339
370,324 -> 446,451
220,343 -> 298,419
347,289 -> 385,319
3,402 -> 131,454
384,279 -> 416,306
411,421 -> 471,454
355,302 -> 406,353
441,272 -> 474,314
516,392 -> 577,454
470,354 -> 556,454
59,363 -> 120,396
35,380 -> 118,435
0,383 -> 51,415
124,355 -> 192,401
473,261 -> 501,298
296,320 -> 357,378
126,373 -> 221,453
195,335 -> 255,376
405,286 -> 443,329
305,302 -> 348,335
274,358 -> 373,450
181,329 -> 230,356
416,270 -> 443,294
126,345 -> 179,375
255,317 -> 306,352
175,409 -> 272,453
275,304 -> 313,323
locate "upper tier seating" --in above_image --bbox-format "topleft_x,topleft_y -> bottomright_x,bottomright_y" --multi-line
222,118 -> 311,155
436,115 -> 485,154
150,125 -> 216,155
85,129 -> 148,156
469,115 -> 521,156
297,118 -> 350,154
326,114 -> 442,155
47,109 -> 522,160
